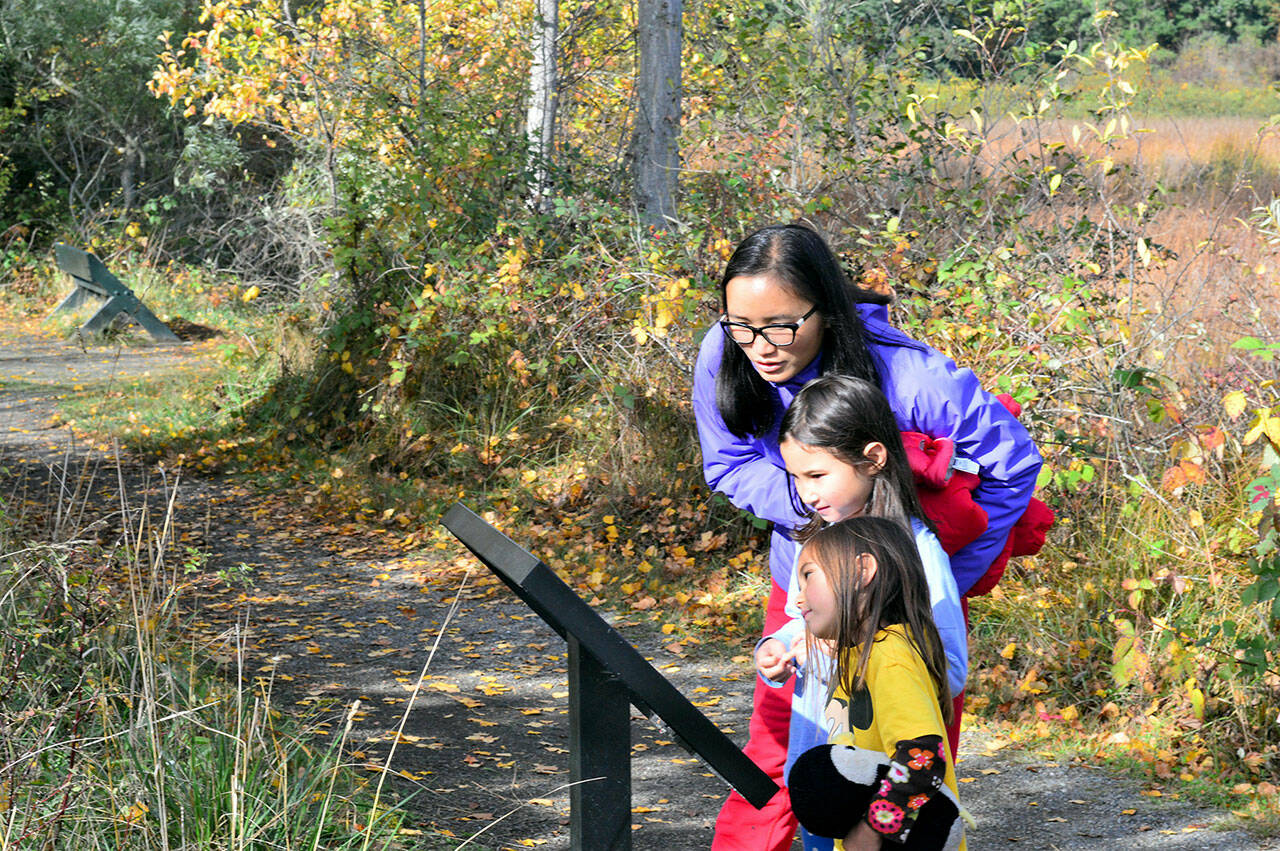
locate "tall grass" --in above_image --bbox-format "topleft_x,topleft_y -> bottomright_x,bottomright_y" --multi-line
928,35 -> 1280,121
960,115 -> 1280,208
0,455 -> 416,849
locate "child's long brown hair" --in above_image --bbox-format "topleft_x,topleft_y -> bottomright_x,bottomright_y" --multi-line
800,515 -> 952,724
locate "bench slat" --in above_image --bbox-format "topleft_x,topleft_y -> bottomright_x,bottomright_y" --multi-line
54,243 -> 93,281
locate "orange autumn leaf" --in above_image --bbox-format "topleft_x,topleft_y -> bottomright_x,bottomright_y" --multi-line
1179,459 -> 1207,485
1196,425 -> 1225,453
1161,465 -> 1187,492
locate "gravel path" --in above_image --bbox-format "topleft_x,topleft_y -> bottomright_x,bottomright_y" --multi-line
0,325 -> 1271,850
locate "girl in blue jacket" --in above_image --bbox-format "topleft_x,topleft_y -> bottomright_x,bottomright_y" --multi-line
693,224 -> 1042,851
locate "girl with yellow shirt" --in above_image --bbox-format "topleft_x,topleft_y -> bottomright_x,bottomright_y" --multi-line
786,517 -> 968,851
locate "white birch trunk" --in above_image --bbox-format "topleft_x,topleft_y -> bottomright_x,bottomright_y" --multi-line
526,0 -> 558,213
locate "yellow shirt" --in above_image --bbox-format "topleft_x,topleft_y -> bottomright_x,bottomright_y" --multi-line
826,625 -> 966,850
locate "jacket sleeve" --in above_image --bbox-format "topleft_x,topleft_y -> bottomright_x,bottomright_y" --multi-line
915,525 -> 968,696
769,560 -> 808,652
692,330 -> 807,529
878,344 -> 1043,595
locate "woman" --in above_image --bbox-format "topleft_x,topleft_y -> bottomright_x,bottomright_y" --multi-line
692,223 -> 1041,850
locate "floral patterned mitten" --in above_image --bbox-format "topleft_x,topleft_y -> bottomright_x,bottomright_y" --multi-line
788,736 -> 964,850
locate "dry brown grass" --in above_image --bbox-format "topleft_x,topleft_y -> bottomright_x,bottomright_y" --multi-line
1109,119 -> 1279,372
688,110 -> 1280,377
969,115 -> 1280,204
960,114 -> 1280,376
1132,117 -> 1280,189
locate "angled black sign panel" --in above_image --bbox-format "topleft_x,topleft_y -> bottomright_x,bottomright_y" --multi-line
441,503 -> 778,813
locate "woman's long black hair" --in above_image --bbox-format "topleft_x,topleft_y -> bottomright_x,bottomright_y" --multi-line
715,224 -> 889,437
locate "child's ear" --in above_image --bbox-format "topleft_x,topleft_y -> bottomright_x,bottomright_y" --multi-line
856,552 -> 878,583
862,441 -> 888,473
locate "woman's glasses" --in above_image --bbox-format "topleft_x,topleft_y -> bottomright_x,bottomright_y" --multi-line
719,305 -> 817,347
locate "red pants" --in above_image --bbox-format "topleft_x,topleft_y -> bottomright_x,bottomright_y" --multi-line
711,579 -> 799,851
947,691 -> 963,762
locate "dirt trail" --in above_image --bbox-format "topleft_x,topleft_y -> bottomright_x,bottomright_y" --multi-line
0,324 -> 1270,850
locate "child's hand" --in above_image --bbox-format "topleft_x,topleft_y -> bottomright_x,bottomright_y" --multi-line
842,820 -> 883,850
791,636 -> 838,670
790,636 -> 809,669
755,638 -> 796,683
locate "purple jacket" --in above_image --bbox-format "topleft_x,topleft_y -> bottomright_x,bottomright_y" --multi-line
692,303 -> 1043,595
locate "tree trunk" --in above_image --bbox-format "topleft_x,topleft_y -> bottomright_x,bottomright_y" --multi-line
526,0 -> 559,213
121,136 -> 139,211
633,0 -> 682,229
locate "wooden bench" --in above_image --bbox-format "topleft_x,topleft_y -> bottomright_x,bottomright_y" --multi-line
52,244 -> 179,342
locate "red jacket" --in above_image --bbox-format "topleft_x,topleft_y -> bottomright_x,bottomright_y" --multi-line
903,394 -> 1054,597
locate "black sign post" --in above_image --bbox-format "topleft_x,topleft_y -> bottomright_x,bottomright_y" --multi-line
441,503 -> 778,850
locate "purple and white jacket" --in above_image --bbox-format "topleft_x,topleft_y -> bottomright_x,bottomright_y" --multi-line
691,303 -> 1043,596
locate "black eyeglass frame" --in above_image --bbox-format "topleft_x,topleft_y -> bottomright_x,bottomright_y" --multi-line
718,305 -> 819,347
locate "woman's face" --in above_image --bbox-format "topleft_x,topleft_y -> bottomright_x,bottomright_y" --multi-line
723,273 -> 824,384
